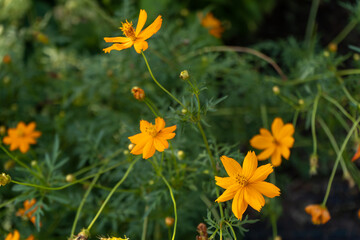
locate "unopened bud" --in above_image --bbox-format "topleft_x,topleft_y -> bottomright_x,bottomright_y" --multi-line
4,160 -> 15,170
66,174 -> 76,183
353,53 -> 360,61
123,149 -> 130,155
2,54 -> 11,64
31,161 -> 37,167
0,125 -> 6,135
128,143 -> 135,151
181,108 -> 187,114
272,86 -> 280,95
298,99 -> 304,105
309,154 -> 318,176
0,173 -> 11,186
177,150 -> 185,160
165,217 -> 175,227
323,51 -> 330,57
73,229 -> 89,240
179,70 -> 189,80
328,43 -> 337,53
131,86 -> 145,101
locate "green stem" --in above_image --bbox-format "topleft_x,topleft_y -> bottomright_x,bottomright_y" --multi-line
337,76 -> 360,107
260,104 -> 268,129
144,98 -> 159,117
70,164 -> 107,237
208,228 -> 219,239
160,174 -> 177,240
141,205 -> 149,240
322,117 -> 360,206
311,90 -> 321,155
141,51 -> 185,108
305,0 -> 321,48
186,79 -> 201,120
331,19 -> 358,45
86,157 -> 139,231
224,221 -> 237,240
292,109 -> 300,128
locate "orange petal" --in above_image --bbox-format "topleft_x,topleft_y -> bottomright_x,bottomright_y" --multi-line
215,176 -> 235,189
143,140 -> 156,159
271,118 -> 284,139
155,136 -> 169,149
242,151 -> 258,179
155,117 -> 165,131
136,9 -> 148,36
25,122 -> 36,134
128,133 -> 145,144
103,42 -> 133,53
215,184 -> 239,202
248,164 -> 273,183
161,125 -> 176,133
220,155 -> 242,178
280,145 -> 290,160
104,37 -> 131,43
250,135 -> 274,149
10,142 -> 20,151
137,15 -> 162,40
131,135 -> 151,155
270,148 -> 282,167
259,128 -> 272,137
157,131 -> 175,140
232,189 -> 247,220
280,136 -> 294,148
352,145 -> 360,162
140,120 -> 151,133
278,123 -> 294,139
19,142 -> 30,153
249,181 -> 280,198
244,186 -> 265,212
154,137 -> 166,152
133,40 -> 148,53
2,136 -> 12,144
257,145 -> 275,160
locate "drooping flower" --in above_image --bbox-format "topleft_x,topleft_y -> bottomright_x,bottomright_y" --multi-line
2,122 -> 41,153
103,9 -> 162,54
215,151 -> 280,220
351,143 -> 360,162
131,86 -> 145,101
128,117 -> 176,159
199,12 -> 224,38
250,118 -> 295,167
305,204 -> 331,225
16,199 -> 38,225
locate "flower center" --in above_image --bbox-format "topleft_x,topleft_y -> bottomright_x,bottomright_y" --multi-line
273,138 -> 280,146
235,174 -> 248,187
120,20 -> 136,41
145,124 -> 158,137
16,129 -> 25,137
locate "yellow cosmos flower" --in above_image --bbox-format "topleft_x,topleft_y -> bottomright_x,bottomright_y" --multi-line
250,118 -> 294,167
2,122 -> 41,153
215,151 -> 280,220
128,117 -> 176,159
103,9 -> 162,54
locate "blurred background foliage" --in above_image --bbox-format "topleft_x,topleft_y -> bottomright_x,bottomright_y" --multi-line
1,0 -> 360,239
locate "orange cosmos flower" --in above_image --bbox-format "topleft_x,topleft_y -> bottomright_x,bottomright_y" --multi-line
352,143 -> 360,162
215,151 -> 280,220
16,199 -> 38,225
5,230 -> 34,240
103,9 -> 162,54
128,117 -> 176,159
250,118 -> 294,167
305,204 -> 331,225
2,122 -> 41,153
200,12 -> 224,38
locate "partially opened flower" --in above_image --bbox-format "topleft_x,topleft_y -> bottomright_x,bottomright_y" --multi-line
215,151 -> 280,220
305,204 -> 331,225
103,9 -> 162,54
128,117 -> 176,159
352,143 -> 360,162
2,122 -> 41,153
16,199 -> 38,225
5,230 -> 20,240
200,12 -> 224,38
250,117 -> 294,167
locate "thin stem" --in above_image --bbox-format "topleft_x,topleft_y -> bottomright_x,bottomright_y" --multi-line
322,117 -> 360,206
311,90 -> 321,155
141,51 -> 185,108
260,104 -> 268,129
141,205 -> 149,240
292,109 -> 300,128
70,164 -> 107,237
86,157 -> 140,231
144,98 -> 159,117
305,0 -> 321,48
337,76 -> 360,107
224,221 -> 237,240
322,94 -> 356,123
208,228 -> 219,239
160,174 -> 177,240
331,19 -> 358,45
186,79 -> 201,120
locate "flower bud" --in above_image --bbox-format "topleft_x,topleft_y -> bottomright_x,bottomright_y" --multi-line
128,143 -> 135,151
177,150 -> 185,160
196,223 -> 208,240
2,54 -> 11,64
165,217 -> 175,227
31,160 -> 37,167
66,174 -> 76,183
179,70 -> 189,80
309,154 -> 318,176
4,160 -> 15,170
131,86 -> 145,101
272,86 -> 280,95
123,149 -> 130,155
323,51 -> 330,57
181,108 -> 187,114
73,229 -> 89,240
0,125 -> 6,135
0,173 -> 11,186
298,99 -> 304,106
328,43 -> 337,53
353,53 -> 360,61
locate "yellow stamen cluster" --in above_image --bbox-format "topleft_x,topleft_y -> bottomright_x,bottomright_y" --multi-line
145,124 -> 158,137
120,21 -> 136,40
235,174 -> 248,187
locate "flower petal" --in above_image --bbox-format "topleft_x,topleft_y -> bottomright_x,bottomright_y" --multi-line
134,40 -> 148,53
215,176 -> 235,189
280,145 -> 290,160
2,136 -> 12,144
157,131 -> 175,140
244,186 -> 265,212
215,184 -> 239,202
136,9 -> 147,35
128,133 -> 146,144
25,122 -> 36,133
104,37 -> 131,43
250,181 -> 280,198
280,136 -> 294,148
271,148 -> 282,167
140,120 -> 151,133
232,188 -> 248,220
248,164 -> 274,183
103,42 -> 133,53
137,15 -> 162,40
19,142 -> 29,153
155,117 -> 165,131
271,118 -> 284,139
161,125 -> 176,133
242,151 -> 258,179
260,128 -> 272,137
220,155 -> 242,178
143,140 -> 156,159
278,123 -> 294,139
154,137 -> 165,152
131,135 -> 151,155
250,135 -> 274,149
257,145 -> 275,160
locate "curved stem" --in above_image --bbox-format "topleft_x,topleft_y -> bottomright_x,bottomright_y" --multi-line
305,0 -> 321,48
160,174 -> 177,240
224,221 -> 237,240
322,117 -> 360,206
141,51 -> 185,108
86,157 -> 139,232
311,90 -> 321,155
141,205 -> 149,240
144,98 -> 159,117
331,19 -> 358,45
